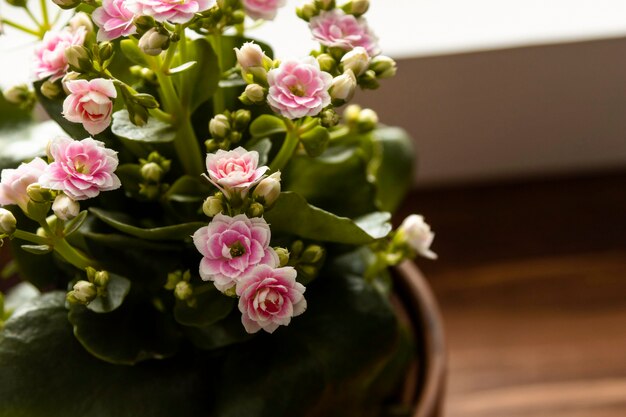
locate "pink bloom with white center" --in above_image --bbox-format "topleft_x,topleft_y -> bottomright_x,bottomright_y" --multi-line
205,147 -> 269,198
266,56 -> 333,119
0,158 -> 48,211
309,9 -> 380,56
62,78 -> 117,136
237,264 -> 306,334
34,27 -> 86,81
126,0 -> 215,24
92,0 -> 137,42
39,136 -> 121,201
242,0 -> 286,21
192,214 -> 279,292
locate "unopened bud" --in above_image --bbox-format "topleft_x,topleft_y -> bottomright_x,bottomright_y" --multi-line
6,0 -> 27,7
343,0 -> 369,16
93,270 -> 110,287
247,202 -> 264,218
315,0 -> 335,11
138,28 -> 170,56
174,280 -> 193,301
65,45 -> 92,72
98,41 -> 115,62
233,109 -> 251,130
26,183 -> 53,203
0,208 -> 16,236
51,0 -> 81,9
134,15 -> 156,33
235,42 -> 266,71
296,2 -> 317,21
356,108 -> 378,132
344,104 -> 361,125
370,55 -> 397,79
141,162 -> 164,183
320,108 -> 339,128
358,69 -> 379,90
69,280 -> 97,304
202,195 -> 223,217
69,12 -> 94,34
242,83 -> 265,104
40,81 -> 61,99
274,247 -> 290,267
330,70 -> 357,102
290,240 -> 304,257
3,84 -> 34,108
209,114 -> 230,139
301,244 -> 325,264
52,194 -> 79,221
341,47 -> 370,76
317,54 -> 336,73
253,172 -> 281,207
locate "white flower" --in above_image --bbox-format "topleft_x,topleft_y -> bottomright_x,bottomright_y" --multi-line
398,214 -> 437,259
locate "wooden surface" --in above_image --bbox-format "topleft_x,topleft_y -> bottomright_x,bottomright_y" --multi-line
400,172 -> 626,417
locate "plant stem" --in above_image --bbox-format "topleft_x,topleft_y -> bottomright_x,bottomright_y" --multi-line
54,239 -> 95,270
12,230 -> 50,246
1,19 -> 40,37
210,33 -> 225,115
39,0 -> 50,30
270,122 -> 299,172
24,8 -> 41,30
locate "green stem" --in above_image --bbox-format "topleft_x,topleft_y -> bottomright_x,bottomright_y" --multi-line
149,108 -> 174,123
12,230 -> 50,246
54,239 -> 95,270
1,19 -> 40,37
210,33 -> 225,115
270,123 -> 299,172
24,8 -> 41,29
39,0 -> 50,30
177,26 -> 190,104
161,42 -> 178,73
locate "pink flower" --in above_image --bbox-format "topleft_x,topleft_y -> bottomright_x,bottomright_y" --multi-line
34,27 -> 86,81
242,0 -> 286,21
192,214 -> 279,292
126,0 -> 215,24
266,56 -> 333,119
309,9 -> 380,56
237,264 -> 306,334
205,147 -> 268,198
92,0 -> 137,42
39,137 -> 121,201
0,158 -> 48,211
62,78 -> 117,136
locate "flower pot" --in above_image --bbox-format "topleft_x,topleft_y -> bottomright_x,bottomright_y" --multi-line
393,261 -> 447,417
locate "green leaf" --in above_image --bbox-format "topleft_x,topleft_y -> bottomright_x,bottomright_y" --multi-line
69,296 -> 181,365
168,61 -> 197,74
111,109 -> 176,143
172,38 -> 220,112
63,210 -> 88,237
119,39 -> 148,66
165,175 -> 211,203
89,207 -> 205,241
264,192 -> 391,244
115,163 -> 143,198
370,126 -> 415,212
20,244 -> 53,255
87,273 -> 131,313
300,125 -> 330,157
183,309 -> 253,350
249,114 -> 286,138
248,138 -> 272,166
174,284 -> 235,327
0,292 -> 209,417
283,144 -> 378,218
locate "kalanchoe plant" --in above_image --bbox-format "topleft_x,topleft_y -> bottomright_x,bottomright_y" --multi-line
0,0 -> 437,415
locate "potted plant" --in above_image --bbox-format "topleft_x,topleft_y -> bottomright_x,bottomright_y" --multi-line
0,0 -> 442,415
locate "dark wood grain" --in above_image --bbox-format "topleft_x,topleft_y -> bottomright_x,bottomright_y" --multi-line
399,172 -> 626,417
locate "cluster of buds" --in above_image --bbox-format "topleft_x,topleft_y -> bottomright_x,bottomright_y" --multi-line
138,151 -> 171,200
284,240 -> 326,284
235,42 -> 275,105
119,84 -> 160,126
193,0 -> 245,34
133,16 -> 177,56
296,0 -> 337,21
2,85 -> 36,111
165,270 -> 197,307
65,41 -> 115,76
343,104 -> 378,133
205,109 -> 251,152
67,267 -> 111,305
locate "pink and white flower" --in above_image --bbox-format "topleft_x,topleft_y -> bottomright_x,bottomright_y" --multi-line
192,214 -> 278,292
242,0 -> 286,21
237,264 -> 306,334
205,147 -> 268,198
397,214 -> 437,259
309,9 -> 380,56
0,158 -> 48,211
39,136 -> 121,201
266,56 -> 333,119
34,27 -> 86,81
92,0 -> 137,42
126,0 -> 215,24
62,78 -> 117,136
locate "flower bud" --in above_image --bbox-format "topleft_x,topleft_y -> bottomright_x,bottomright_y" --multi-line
242,83 -> 265,104
274,247 -> 290,267
69,12 -> 94,34
40,81 -> 62,99
51,0 -> 81,9
253,172 -> 281,207
296,2 -> 317,21
317,53 -> 336,73
209,114 -> 231,139
134,16 -> 156,33
98,42 -> 115,62
202,195 -> 223,217
26,183 -> 53,203
52,194 -> 79,221
233,109 -> 251,131
0,208 -> 17,237
359,69 -> 379,90
6,0 -> 27,7
341,47 -> 370,76
138,28 -> 170,56
174,280 -> 193,301
342,0 -> 369,16
315,0 -> 335,11
356,108 -> 378,133
140,162 -> 164,183
301,244 -> 325,264
65,45 -> 93,73
370,55 -> 397,79
330,70 -> 357,103
397,214 -> 437,259
69,280 -> 97,304
320,108 -> 339,128
3,84 -> 34,109
247,202 -> 264,218
235,42 -> 266,71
